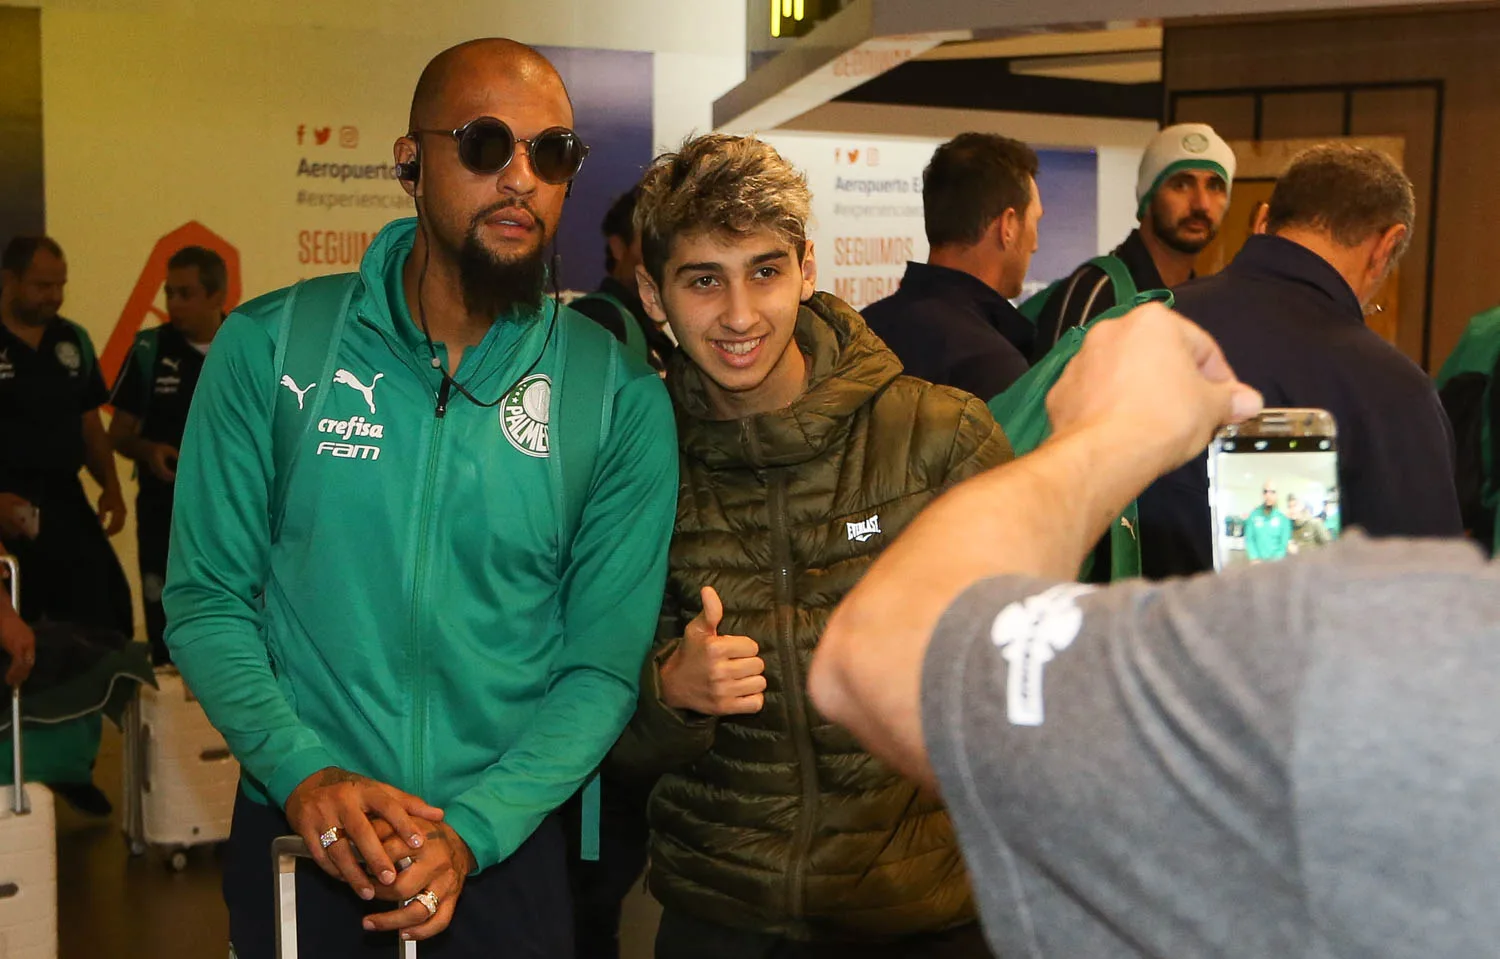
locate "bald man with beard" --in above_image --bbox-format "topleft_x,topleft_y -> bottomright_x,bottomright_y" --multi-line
163,39 -> 678,956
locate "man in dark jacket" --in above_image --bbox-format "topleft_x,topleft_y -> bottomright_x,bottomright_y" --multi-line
570,187 -> 675,371
615,133 -> 1011,957
862,133 -> 1041,400
1138,143 -> 1462,578
108,245 -> 227,665
0,234 -> 131,817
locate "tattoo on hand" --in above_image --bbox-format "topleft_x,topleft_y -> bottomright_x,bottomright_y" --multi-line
318,768 -> 365,787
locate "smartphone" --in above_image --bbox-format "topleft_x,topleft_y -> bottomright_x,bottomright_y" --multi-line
1208,408 -> 1339,572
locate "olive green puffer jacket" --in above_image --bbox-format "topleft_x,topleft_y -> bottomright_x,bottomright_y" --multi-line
613,292 -> 1013,941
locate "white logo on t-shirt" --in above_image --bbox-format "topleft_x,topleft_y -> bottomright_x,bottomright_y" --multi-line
990,584 -> 1094,727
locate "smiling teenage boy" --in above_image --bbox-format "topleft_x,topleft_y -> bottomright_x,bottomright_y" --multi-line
613,134 -> 1011,958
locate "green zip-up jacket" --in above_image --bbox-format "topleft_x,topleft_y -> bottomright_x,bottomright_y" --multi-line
1244,507 -> 1292,561
163,218 -> 678,870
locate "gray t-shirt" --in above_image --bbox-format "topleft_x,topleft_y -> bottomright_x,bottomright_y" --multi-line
922,536 -> 1500,958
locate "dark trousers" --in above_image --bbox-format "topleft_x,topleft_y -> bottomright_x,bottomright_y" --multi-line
655,910 -> 993,959
135,488 -> 172,664
561,772 -> 653,959
6,473 -> 131,634
225,788 -> 574,959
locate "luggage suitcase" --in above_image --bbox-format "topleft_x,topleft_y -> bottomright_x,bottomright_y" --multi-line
122,665 -> 239,870
0,556 -> 58,959
273,835 -> 417,957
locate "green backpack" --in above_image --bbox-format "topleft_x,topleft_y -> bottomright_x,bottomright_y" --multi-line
1434,305 -> 1500,555
989,285 -> 1175,582
571,290 -> 648,364
266,274 -> 615,859
1018,254 -> 1137,325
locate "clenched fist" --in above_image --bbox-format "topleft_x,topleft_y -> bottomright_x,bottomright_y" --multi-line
660,587 -> 766,716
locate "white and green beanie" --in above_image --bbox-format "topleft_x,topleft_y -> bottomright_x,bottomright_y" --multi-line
1136,124 -> 1236,220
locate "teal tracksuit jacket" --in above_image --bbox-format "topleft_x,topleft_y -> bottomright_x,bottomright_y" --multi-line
1244,507 -> 1292,562
163,218 -> 678,869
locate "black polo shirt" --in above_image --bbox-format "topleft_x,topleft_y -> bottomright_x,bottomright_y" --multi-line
110,322 -> 209,498
862,261 -> 1032,401
1138,234 -> 1463,578
0,317 -> 108,489
1032,229 -> 1167,362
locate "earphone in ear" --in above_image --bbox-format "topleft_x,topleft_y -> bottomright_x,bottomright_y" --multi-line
397,140 -> 421,185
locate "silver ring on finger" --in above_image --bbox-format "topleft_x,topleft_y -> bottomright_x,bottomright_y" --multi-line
318,826 -> 343,850
403,889 -> 439,918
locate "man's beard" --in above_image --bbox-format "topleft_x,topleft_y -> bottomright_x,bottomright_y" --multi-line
1151,208 -> 1218,256
456,216 -> 548,320
9,300 -> 54,327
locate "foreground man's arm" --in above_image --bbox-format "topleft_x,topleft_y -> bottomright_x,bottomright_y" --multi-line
808,303 -> 1263,786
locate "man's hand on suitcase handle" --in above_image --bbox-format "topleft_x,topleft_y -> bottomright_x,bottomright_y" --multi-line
0,569 -> 34,686
363,818 -> 475,941
285,766 -> 446,901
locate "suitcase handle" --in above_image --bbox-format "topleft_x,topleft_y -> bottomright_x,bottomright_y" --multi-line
272,836 -> 417,958
2,556 -> 30,817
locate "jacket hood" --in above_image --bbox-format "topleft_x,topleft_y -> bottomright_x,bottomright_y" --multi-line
669,292 -> 903,470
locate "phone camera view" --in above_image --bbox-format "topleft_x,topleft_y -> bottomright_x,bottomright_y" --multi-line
1213,436 -> 1340,569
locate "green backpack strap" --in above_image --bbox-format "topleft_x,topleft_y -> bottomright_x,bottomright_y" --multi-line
1084,287 -> 1171,580
989,285 -> 1171,581
269,274 -> 362,539
1018,255 -> 1138,327
547,313 -> 618,862
114,327 -> 161,423
1018,279 -> 1063,324
575,291 -> 647,363
1087,254 -> 1139,307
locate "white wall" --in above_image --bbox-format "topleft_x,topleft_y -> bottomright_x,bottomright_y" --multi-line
1096,145 -> 1147,255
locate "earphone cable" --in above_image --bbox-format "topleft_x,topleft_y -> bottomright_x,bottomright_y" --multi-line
412,204 -> 559,417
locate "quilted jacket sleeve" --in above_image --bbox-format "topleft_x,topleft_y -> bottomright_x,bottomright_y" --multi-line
942,394 -> 1015,488
609,587 -> 719,776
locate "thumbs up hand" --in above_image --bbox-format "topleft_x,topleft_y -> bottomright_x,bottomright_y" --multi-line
660,586 -> 767,716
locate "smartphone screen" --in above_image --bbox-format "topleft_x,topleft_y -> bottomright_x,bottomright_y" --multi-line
1209,412 -> 1340,571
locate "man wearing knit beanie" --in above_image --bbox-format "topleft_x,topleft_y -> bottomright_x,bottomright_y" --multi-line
1031,123 -> 1235,361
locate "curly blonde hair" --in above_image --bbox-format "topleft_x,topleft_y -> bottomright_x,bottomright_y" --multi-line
634,134 -> 812,283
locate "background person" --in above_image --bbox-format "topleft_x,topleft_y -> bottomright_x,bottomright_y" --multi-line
863,133 -> 1042,400
0,234 -> 130,817
570,186 -> 675,371
1137,143 -> 1462,578
1031,123 -> 1235,359
109,245 -> 228,665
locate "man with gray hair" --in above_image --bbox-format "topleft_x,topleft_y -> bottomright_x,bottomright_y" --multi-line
1136,143 -> 1461,578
